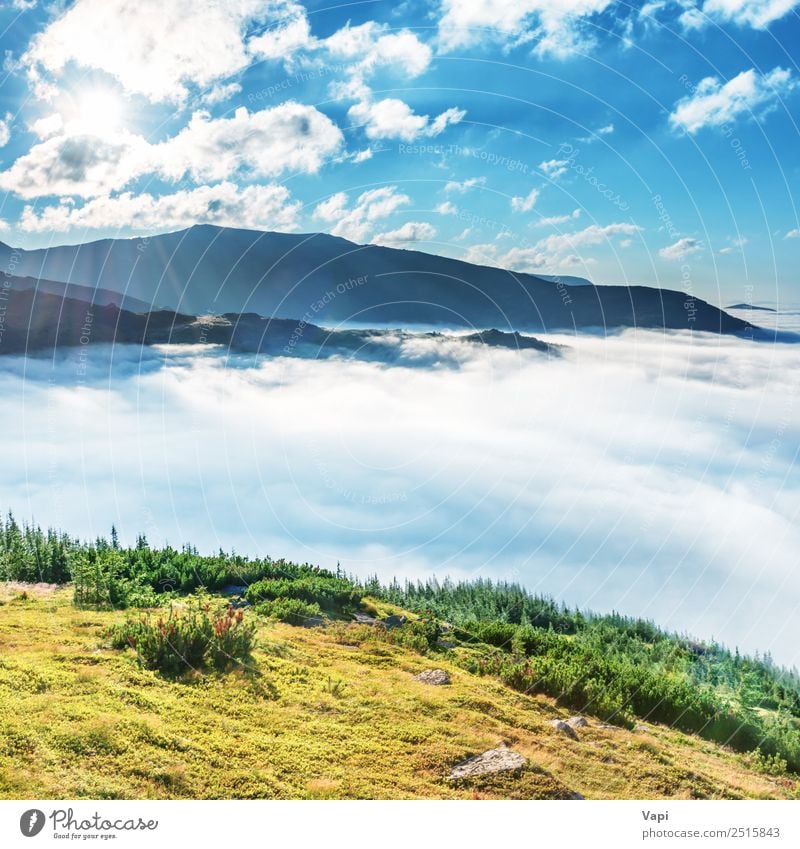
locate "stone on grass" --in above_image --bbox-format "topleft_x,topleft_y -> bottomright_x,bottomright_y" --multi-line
567,716 -> 589,728
301,616 -> 326,628
549,719 -> 578,740
352,612 -> 377,625
415,669 -> 451,686
449,745 -> 526,780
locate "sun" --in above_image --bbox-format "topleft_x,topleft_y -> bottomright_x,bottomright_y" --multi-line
73,88 -> 126,137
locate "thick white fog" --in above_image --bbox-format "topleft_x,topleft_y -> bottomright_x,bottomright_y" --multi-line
3,326 -> 799,664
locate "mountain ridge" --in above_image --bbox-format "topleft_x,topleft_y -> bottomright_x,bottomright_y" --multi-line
0,225 -> 750,335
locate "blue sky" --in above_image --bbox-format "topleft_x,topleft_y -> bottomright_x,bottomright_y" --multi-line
0,0 -> 797,303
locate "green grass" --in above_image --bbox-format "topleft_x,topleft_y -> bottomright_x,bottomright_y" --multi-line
0,585 -> 798,800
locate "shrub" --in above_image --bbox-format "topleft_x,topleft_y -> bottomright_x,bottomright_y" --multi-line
256,597 -> 324,625
246,576 -> 361,614
110,595 -> 256,676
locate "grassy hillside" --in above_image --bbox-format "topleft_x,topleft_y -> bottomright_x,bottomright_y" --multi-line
1,514 -> 799,799
0,584 -> 797,801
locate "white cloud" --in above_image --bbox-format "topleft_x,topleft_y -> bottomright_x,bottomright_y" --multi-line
539,158 -> 569,179
18,182 -> 301,234
24,0 -> 280,105
158,103 -> 343,182
659,237 -> 704,260
701,0 -> 799,28
718,236 -> 748,254
443,176 -> 486,194
0,114 -> 11,148
202,82 -> 243,106
577,122 -> 615,143
324,22 -> 432,80
373,221 -> 437,246
669,67 -> 796,134
353,148 -> 373,164
0,130 -> 153,199
248,6 -> 315,62
784,228 -> 800,239
313,186 -> 411,242
511,187 -> 540,212
435,201 -> 458,215
9,331 -> 800,661
348,98 -> 464,142
437,0 -> 615,57
29,113 -> 64,140
466,222 -> 640,272
535,208 -> 582,227
0,102 -> 343,199
463,242 -> 501,265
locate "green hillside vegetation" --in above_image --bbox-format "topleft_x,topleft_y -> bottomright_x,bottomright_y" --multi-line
1,512 -> 799,799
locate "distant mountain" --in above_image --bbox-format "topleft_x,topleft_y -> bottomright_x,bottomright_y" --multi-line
3,274 -> 152,313
726,303 -> 776,312
0,226 -> 749,334
536,274 -> 593,287
0,289 -> 560,359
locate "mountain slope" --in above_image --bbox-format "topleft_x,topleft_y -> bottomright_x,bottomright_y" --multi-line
0,289 -> 558,357
0,585 -> 794,800
0,226 -> 749,334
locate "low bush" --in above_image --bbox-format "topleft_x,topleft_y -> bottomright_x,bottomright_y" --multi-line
246,576 -> 361,614
110,595 -> 256,676
256,597 -> 324,625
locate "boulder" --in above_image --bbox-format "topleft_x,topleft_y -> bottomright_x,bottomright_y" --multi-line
567,716 -> 589,729
381,614 -> 407,630
352,612 -> 377,625
415,669 -> 451,685
449,745 -> 526,780
549,719 -> 578,740
634,724 -> 650,733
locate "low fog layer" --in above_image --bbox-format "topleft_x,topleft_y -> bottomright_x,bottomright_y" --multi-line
3,328 -> 798,664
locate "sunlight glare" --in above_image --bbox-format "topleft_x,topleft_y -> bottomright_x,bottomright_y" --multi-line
74,88 -> 125,136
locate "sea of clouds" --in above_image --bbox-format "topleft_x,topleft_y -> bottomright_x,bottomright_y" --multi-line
2,322 -> 799,664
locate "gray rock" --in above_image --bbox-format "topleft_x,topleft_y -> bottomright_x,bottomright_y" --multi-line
568,791 -> 586,800
300,616 -> 326,628
381,614 -> 407,630
220,585 -> 248,597
634,724 -> 650,733
549,719 -> 579,740
567,716 -> 589,728
449,745 -> 526,780
415,669 -> 451,685
352,612 -> 377,625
